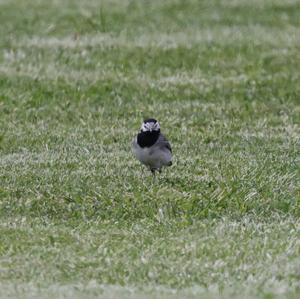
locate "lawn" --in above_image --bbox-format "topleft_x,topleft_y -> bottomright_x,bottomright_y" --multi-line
0,0 -> 299,298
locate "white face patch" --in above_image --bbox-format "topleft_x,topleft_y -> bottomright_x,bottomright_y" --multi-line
141,121 -> 160,132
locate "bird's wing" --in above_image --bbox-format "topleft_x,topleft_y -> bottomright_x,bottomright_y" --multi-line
158,134 -> 172,153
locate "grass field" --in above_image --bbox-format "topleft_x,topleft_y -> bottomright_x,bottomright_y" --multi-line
0,0 -> 299,298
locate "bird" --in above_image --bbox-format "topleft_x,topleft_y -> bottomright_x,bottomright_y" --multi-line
132,118 -> 172,175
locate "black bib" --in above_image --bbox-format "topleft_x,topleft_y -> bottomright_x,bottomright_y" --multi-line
137,131 -> 160,148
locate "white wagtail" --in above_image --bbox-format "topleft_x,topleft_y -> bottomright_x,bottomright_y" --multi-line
132,118 -> 172,175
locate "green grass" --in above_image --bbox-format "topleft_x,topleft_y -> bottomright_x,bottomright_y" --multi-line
0,0 -> 299,298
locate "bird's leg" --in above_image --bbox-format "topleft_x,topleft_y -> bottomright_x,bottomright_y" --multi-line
152,168 -> 161,183
141,165 -> 146,175
151,168 -> 156,177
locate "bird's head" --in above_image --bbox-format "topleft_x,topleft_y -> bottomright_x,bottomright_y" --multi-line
140,118 -> 160,133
